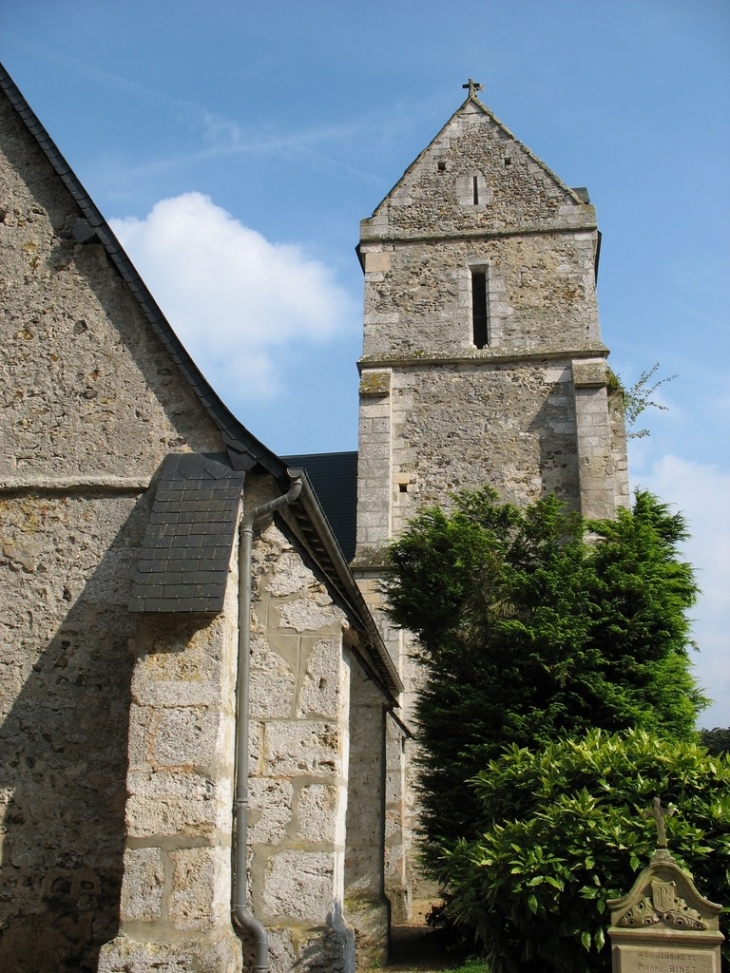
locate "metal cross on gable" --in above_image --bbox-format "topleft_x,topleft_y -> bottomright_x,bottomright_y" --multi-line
463,78 -> 484,99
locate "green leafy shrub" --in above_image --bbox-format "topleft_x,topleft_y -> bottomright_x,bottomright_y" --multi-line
383,488 -> 707,870
440,729 -> 730,973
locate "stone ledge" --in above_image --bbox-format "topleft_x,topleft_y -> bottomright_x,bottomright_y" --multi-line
359,346 -> 608,369
359,220 -> 598,245
0,474 -> 151,492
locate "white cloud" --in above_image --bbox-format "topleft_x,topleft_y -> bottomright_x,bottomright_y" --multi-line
634,454 -> 730,727
110,192 -> 356,399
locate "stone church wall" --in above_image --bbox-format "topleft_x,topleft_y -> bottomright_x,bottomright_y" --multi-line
0,490 -> 142,971
390,360 -> 580,524
1,87 -> 227,971
357,358 -> 584,554
2,69 -> 397,973
354,93 -> 630,921
344,663 -> 388,968
361,233 -> 601,361
247,521 -> 354,972
97,554 -> 243,973
0,95 -> 221,480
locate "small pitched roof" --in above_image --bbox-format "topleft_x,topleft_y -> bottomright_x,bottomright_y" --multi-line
129,454 -> 243,614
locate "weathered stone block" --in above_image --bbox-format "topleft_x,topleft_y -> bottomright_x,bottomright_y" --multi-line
297,638 -> 344,718
151,706 -> 220,771
363,251 -> 391,273
572,359 -> 607,387
98,932 -> 242,973
263,851 -> 337,923
296,783 -> 340,843
125,770 -> 230,838
248,777 -> 294,844
168,846 -> 230,931
119,847 -> 165,923
294,922 -> 356,973
264,720 -> 342,777
359,372 -> 391,396
265,928 -> 298,970
264,549 -> 315,596
250,639 -> 297,718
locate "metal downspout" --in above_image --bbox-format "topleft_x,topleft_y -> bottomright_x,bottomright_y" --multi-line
232,475 -> 303,972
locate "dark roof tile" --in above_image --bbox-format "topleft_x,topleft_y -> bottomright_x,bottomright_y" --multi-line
282,452 -> 358,562
129,453 -> 242,614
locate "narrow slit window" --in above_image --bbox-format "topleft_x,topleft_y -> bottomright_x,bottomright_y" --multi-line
471,270 -> 489,348
472,175 -> 479,205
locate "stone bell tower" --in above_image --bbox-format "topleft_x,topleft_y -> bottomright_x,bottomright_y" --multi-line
351,81 -> 629,918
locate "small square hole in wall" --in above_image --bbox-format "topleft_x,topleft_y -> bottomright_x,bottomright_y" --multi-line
437,161 -> 446,172
504,156 -> 512,166
398,482 -> 408,493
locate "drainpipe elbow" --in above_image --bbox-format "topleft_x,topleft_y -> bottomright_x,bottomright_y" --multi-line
232,905 -> 269,973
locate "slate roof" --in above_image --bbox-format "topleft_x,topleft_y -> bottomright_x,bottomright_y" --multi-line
129,454 -> 243,613
283,452 -> 357,562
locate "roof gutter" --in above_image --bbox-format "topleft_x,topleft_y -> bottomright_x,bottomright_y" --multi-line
291,474 -> 402,701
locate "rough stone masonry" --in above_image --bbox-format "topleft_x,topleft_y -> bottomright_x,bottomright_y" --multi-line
0,64 -> 630,971
352,87 -> 629,916
0,63 -> 399,973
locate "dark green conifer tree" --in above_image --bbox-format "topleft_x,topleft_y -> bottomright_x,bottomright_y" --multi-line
383,488 -> 707,870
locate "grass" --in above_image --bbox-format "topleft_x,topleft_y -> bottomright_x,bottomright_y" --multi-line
388,960 -> 489,973
442,962 -> 489,973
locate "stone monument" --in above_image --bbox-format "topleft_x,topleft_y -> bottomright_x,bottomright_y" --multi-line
607,798 -> 724,972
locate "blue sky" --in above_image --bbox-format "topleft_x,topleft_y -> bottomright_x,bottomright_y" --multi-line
2,1 -> 728,726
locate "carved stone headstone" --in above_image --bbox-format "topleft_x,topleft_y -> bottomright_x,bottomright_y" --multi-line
607,799 -> 724,972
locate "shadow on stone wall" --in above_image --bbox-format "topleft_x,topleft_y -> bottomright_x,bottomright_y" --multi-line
0,496 -> 146,972
296,902 -> 356,973
528,378 -> 580,507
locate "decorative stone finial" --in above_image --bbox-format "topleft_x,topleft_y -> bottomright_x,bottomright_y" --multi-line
643,796 -> 677,849
607,800 -> 724,964
462,79 -> 484,99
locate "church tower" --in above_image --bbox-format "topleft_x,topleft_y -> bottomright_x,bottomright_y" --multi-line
352,82 -> 629,918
